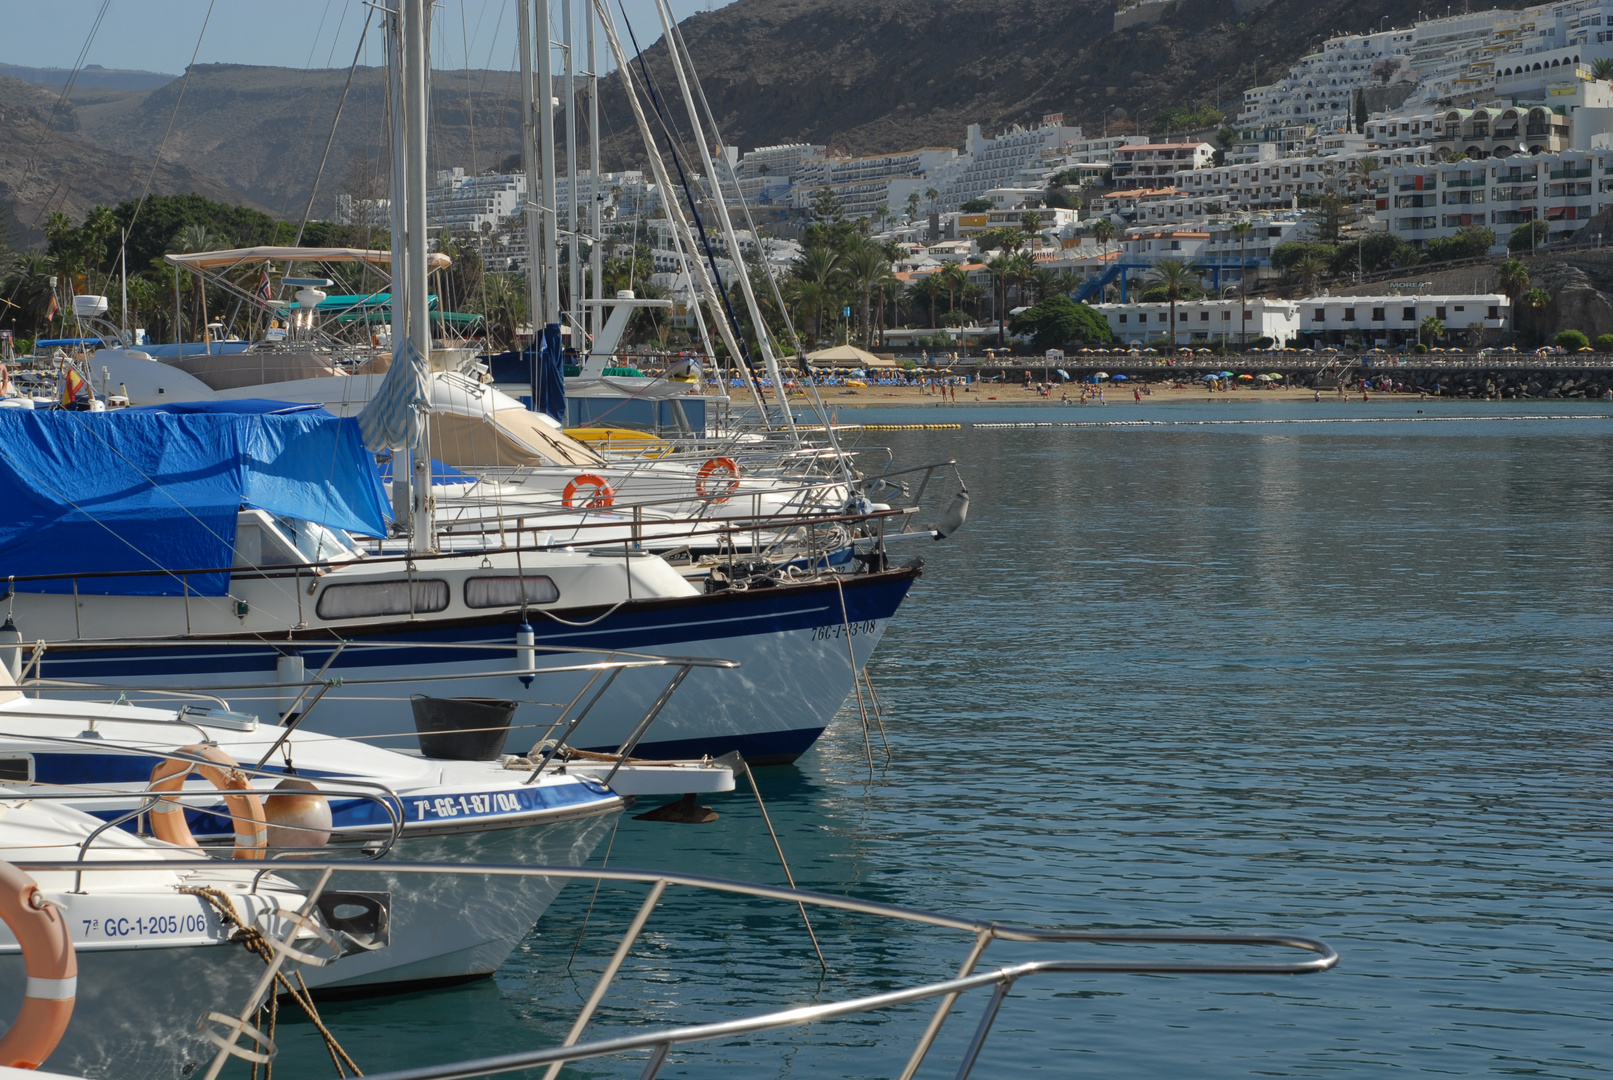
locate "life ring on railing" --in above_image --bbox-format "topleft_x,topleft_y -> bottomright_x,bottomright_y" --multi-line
695,457 -> 741,503
562,473 -> 615,509
0,861 -> 76,1069
147,745 -> 268,860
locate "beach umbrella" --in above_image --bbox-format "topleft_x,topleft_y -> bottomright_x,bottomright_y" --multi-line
1094,371 -> 1109,378
1112,373 -> 1128,380
1201,373 -> 1217,381
1219,370 -> 1233,377
1255,373 -> 1271,381
1057,369 -> 1071,380
1237,373 -> 1254,380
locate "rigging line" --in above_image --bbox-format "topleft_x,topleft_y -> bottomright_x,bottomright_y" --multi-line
59,411 -> 307,617
616,0 -> 756,376
277,0 -> 356,222
294,5 -> 379,247
116,0 -> 219,264
17,0 -> 111,194
667,14 -> 847,466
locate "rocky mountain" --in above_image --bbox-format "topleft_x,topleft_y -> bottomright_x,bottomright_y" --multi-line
596,0 -> 1534,162
1,0 -> 1545,240
0,75 -> 262,247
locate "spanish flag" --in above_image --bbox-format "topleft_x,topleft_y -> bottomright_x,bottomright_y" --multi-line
60,367 -> 90,408
45,292 -> 59,321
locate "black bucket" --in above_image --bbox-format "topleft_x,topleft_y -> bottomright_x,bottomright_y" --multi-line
410,696 -> 519,760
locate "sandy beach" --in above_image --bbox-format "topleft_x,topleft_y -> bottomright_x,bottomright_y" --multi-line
801,382 -> 1403,406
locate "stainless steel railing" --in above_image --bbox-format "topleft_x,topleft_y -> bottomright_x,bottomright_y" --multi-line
20,857 -> 1339,1080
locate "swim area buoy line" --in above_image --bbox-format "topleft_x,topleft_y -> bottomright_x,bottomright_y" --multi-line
695,456 -> 741,502
562,473 -> 615,509
0,861 -> 76,1069
147,745 -> 269,860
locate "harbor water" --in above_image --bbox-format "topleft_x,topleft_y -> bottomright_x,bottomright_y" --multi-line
266,399 -> 1613,1078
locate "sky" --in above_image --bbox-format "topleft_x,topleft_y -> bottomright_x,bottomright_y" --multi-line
0,0 -> 734,76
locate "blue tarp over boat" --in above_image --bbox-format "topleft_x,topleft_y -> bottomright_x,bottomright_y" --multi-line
0,410 -> 392,596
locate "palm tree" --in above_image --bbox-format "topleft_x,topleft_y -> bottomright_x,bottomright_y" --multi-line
1347,156 -> 1381,198
924,187 -> 939,213
1594,57 -> 1613,82
1496,259 -> 1529,300
912,274 -> 944,328
172,224 -> 216,342
1520,286 -> 1551,343
1091,217 -> 1116,251
1292,251 -> 1327,296
986,255 -> 1013,344
1230,220 -> 1253,346
939,262 -> 969,321
1419,315 -> 1445,348
1146,257 -> 1198,347
842,244 -> 890,346
905,191 -> 922,223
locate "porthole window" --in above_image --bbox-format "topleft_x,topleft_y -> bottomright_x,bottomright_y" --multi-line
316,580 -> 449,620
464,576 -> 560,609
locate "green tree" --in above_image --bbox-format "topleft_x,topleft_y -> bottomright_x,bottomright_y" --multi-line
1496,259 -> 1530,299
1519,286 -> 1551,343
1425,225 -> 1495,262
1354,88 -> 1368,133
842,243 -> 892,346
1091,217 -> 1116,251
1291,251 -> 1328,295
1419,314 -> 1445,347
1594,333 -> 1613,351
961,198 -> 993,213
1007,295 -> 1114,348
810,188 -> 845,225
1146,258 -> 1199,345
905,190 -> 922,222
1273,240 -> 1340,272
987,255 -> 1014,344
1508,220 -> 1549,252
1555,329 -> 1590,350
1593,57 -> 1613,81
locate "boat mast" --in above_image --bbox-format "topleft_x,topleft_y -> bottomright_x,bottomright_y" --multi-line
518,0 -> 543,409
563,0 -> 580,346
386,1 -> 413,531
587,5 -> 602,342
402,0 -> 435,552
650,0 -> 796,439
537,0 -> 561,334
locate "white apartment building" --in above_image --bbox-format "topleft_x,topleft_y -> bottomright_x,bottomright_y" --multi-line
1297,295 -> 1510,344
427,169 -> 525,236
1380,148 -> 1613,248
925,120 -> 1085,211
1365,113 -> 1444,150
1240,1 -> 1613,135
955,206 -> 1080,236
733,143 -> 825,179
1092,298 -> 1302,346
1110,142 -> 1215,184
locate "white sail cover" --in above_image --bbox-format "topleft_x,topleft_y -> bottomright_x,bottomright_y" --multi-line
357,336 -> 428,450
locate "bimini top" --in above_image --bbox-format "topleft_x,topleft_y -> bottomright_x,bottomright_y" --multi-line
0,410 -> 392,596
163,246 -> 452,271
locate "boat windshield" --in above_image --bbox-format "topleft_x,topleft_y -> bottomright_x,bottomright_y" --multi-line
273,516 -> 362,563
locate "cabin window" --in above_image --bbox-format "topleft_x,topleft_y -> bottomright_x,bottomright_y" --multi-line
0,756 -> 32,783
316,580 -> 449,620
464,576 -> 560,609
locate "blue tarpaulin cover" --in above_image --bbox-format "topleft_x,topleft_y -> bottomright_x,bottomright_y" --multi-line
0,410 -> 392,596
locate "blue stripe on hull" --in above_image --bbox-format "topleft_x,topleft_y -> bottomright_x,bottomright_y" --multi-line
39,570 -> 918,681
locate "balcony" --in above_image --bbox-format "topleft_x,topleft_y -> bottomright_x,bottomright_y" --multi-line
1442,175 -> 1486,187
1548,166 -> 1592,180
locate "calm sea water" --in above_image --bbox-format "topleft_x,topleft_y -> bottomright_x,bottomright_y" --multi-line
267,398 -> 1613,1079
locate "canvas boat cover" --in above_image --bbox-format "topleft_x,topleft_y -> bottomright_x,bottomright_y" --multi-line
0,410 -> 391,596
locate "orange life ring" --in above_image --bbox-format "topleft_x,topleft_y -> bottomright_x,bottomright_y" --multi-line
562,473 -> 615,509
147,745 -> 268,860
695,456 -> 741,503
0,861 -> 76,1069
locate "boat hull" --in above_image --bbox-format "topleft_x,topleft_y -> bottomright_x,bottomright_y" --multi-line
36,568 -> 919,765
